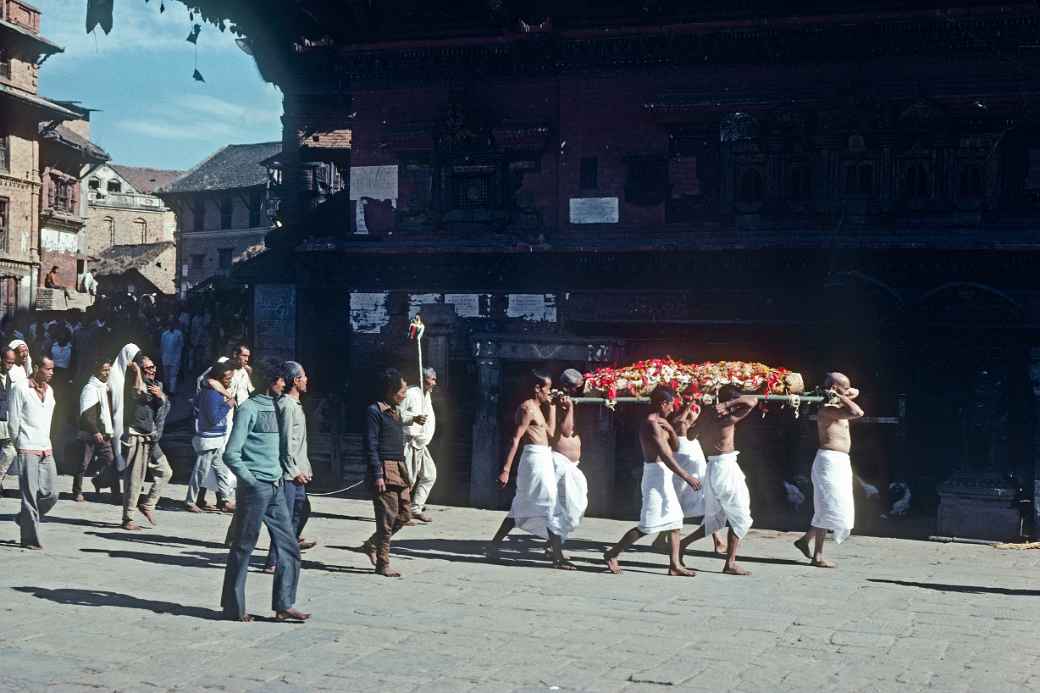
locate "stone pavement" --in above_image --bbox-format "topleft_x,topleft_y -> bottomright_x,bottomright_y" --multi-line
2,478 -> 1039,693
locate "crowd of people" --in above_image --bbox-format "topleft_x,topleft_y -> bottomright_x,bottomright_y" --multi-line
2,291 -> 863,619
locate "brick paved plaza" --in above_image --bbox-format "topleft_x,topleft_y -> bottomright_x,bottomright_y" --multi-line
2,479 -> 1038,693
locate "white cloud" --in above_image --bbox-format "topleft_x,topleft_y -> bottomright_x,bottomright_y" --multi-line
116,118 -> 235,141
39,0 -> 241,66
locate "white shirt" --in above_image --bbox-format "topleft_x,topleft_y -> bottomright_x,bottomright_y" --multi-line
8,381 -> 55,451
401,386 -> 436,449
229,367 -> 254,405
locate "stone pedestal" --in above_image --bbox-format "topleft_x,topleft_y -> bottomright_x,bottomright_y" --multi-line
937,471 -> 1021,541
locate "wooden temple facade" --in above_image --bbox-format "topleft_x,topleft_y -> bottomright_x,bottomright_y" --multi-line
224,0 -> 1040,538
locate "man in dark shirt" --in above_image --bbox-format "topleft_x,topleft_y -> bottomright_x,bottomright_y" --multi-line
120,354 -> 172,530
359,368 -> 410,577
73,358 -> 119,503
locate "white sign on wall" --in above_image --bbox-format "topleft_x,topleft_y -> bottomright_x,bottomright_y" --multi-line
569,197 -> 619,224
444,293 -> 490,319
41,228 -> 78,253
507,294 -> 557,322
408,293 -> 441,319
350,165 -> 398,201
349,291 -> 390,334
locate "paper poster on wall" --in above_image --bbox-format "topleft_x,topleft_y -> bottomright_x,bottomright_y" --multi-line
408,293 -> 442,318
507,294 -> 557,322
569,197 -> 619,224
253,285 -> 296,361
349,291 -> 390,333
444,293 -> 491,319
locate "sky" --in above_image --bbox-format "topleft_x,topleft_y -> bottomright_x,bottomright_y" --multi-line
35,0 -> 283,172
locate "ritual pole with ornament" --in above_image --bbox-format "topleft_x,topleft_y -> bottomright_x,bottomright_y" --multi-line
408,314 -> 425,389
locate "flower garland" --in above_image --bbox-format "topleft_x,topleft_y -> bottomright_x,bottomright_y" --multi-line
582,357 -> 803,411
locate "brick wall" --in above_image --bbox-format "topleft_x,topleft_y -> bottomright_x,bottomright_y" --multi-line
83,205 -> 172,256
1,108 -> 39,271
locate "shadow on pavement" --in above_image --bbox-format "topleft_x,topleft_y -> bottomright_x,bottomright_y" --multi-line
86,531 -> 227,550
11,586 -> 222,620
81,547 -> 228,569
387,538 -> 606,573
307,511 -> 374,523
868,579 -> 1040,596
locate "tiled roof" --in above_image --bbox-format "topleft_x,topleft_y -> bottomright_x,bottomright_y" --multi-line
39,124 -> 109,162
110,165 -> 184,194
159,142 -> 281,194
0,82 -> 80,119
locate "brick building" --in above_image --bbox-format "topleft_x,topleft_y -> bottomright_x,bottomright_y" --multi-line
150,1 -> 1040,537
38,117 -> 108,304
0,0 -> 79,314
82,163 -> 180,295
157,142 -> 280,296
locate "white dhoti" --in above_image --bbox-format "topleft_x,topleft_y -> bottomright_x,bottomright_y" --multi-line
507,445 -> 557,538
810,449 -> 855,544
639,460 -> 684,534
702,451 -> 753,539
547,452 -> 588,542
674,438 -> 707,518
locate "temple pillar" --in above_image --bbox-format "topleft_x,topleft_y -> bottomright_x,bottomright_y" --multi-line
470,343 -> 502,508
1031,348 -> 1040,533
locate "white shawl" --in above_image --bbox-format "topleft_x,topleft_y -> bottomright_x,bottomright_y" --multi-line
79,376 -> 113,436
109,343 -> 140,471
7,340 -> 31,382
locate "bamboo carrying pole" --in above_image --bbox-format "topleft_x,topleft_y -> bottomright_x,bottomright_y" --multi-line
570,394 -> 828,405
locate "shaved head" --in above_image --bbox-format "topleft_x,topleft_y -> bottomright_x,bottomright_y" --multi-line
824,372 -> 851,390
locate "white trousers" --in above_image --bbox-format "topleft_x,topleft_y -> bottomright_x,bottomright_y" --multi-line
403,444 -> 437,513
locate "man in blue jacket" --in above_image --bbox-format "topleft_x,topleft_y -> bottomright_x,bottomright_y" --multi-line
220,358 -> 310,622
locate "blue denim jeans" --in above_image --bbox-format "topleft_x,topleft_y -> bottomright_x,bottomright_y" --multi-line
221,479 -> 300,618
264,481 -> 307,570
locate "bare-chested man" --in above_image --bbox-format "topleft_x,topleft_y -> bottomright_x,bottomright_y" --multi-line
658,401 -> 728,555
488,370 -> 562,564
603,385 -> 700,576
794,372 -> 864,568
679,384 -> 759,576
543,369 -> 588,570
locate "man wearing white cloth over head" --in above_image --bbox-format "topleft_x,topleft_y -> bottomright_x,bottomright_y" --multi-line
794,372 -> 864,568
679,384 -> 758,576
488,370 -> 562,565
604,385 -> 700,577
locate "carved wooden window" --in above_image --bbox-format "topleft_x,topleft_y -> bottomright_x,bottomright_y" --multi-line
88,178 -> 100,191
737,168 -> 765,210
902,164 -> 930,200
787,165 -> 812,202
49,174 -> 76,215
248,190 -> 262,228
579,157 -> 598,190
625,157 -> 668,206
0,197 -> 7,249
959,164 -> 983,199
0,133 -> 8,173
399,156 -> 433,214
107,179 -> 122,193
193,199 -> 205,231
220,197 -> 233,230
844,162 -> 875,196
454,174 -> 489,208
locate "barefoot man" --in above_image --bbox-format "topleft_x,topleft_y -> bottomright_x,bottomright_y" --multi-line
661,401 -> 727,556
488,370 -> 561,564
794,373 -> 864,568
603,385 -> 699,576
679,384 -> 758,576
545,369 -> 589,570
